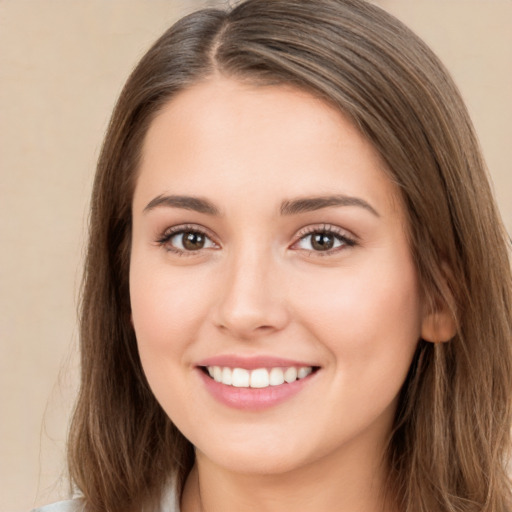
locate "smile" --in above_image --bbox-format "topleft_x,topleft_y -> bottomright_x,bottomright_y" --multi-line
204,366 -> 314,388
197,360 -> 320,410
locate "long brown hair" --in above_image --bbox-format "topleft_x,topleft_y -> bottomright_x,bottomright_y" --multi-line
68,1 -> 512,510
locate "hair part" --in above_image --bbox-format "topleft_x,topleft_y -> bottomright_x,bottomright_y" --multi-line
68,1 -> 512,511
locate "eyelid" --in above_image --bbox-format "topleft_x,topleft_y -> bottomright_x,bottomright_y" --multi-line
290,223 -> 357,254
155,223 -> 220,254
294,223 -> 355,239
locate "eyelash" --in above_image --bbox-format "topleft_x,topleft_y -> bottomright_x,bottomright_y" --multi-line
155,223 -> 356,257
292,224 -> 357,256
155,224 -> 218,257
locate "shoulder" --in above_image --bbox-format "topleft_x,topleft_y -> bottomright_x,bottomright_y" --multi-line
30,483 -> 178,512
30,490 -> 179,512
31,499 -> 84,512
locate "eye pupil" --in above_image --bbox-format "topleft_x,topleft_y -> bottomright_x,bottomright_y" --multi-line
183,231 -> 205,250
311,233 -> 334,251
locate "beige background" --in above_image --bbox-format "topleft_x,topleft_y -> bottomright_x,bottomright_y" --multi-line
1,1 -> 510,511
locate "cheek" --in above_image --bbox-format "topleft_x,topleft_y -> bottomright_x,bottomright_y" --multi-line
131,258 -> 205,335
129,255 -> 213,381
294,253 -> 422,369
129,259 -> 213,420
288,257 -> 422,438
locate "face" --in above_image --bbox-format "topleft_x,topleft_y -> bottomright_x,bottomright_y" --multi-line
130,77 -> 425,476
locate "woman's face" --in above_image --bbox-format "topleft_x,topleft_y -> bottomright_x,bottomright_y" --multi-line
130,77 -> 426,476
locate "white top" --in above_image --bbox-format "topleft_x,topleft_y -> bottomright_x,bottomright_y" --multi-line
31,501 -> 84,512
31,487 -> 179,512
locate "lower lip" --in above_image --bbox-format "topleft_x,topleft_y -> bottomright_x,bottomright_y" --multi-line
197,369 -> 317,411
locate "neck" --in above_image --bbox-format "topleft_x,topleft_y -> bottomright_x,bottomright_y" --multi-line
181,438 -> 396,512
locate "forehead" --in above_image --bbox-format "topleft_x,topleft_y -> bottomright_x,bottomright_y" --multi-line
135,77 -> 403,219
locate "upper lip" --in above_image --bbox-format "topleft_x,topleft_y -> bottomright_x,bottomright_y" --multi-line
196,355 -> 319,370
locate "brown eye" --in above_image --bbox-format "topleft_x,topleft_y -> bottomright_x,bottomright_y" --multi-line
310,233 -> 335,251
182,231 -> 206,250
161,228 -> 217,253
294,228 -> 355,254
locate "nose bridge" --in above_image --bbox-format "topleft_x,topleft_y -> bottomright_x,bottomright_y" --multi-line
214,238 -> 289,337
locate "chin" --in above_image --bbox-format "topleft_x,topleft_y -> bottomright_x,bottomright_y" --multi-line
194,429 -> 327,477
202,450 -> 309,476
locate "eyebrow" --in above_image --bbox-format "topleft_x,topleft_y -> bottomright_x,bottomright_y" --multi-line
143,193 -> 379,217
144,194 -> 220,215
280,195 -> 380,217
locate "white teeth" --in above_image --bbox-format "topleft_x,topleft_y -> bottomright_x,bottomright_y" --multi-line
284,367 -> 297,383
297,366 -> 313,379
269,367 -> 285,386
213,366 -> 222,383
221,367 -> 232,385
250,368 -> 269,388
232,368 -> 250,387
205,365 -> 314,388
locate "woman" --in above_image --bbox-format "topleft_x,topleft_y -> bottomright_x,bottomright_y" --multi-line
34,0 -> 512,511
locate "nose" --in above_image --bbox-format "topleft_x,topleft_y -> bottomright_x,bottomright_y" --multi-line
213,248 -> 290,340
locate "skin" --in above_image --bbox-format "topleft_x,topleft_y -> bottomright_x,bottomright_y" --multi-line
130,77 -> 445,512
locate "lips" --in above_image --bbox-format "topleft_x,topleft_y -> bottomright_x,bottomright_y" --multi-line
196,355 -> 320,410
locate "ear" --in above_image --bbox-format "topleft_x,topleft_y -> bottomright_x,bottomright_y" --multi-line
421,307 -> 457,343
421,262 -> 458,343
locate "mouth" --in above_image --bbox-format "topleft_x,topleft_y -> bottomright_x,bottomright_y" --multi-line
196,357 -> 321,410
200,365 -> 319,388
